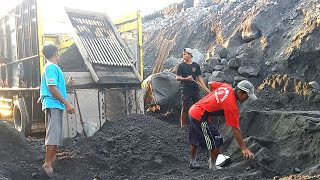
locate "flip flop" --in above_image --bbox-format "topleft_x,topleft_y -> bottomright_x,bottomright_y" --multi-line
42,165 -> 54,178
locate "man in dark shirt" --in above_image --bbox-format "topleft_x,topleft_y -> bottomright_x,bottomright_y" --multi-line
176,48 -> 209,127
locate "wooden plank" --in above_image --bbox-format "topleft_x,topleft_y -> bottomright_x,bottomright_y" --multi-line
136,88 -> 144,114
126,89 -> 135,114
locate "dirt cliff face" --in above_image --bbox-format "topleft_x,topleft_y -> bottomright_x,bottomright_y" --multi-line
143,0 -> 320,84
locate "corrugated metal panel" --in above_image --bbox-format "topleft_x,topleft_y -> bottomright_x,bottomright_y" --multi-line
65,9 -> 134,66
63,8 -> 142,85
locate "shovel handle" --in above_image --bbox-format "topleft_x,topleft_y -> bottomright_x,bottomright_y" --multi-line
71,83 -> 87,138
193,79 -> 210,94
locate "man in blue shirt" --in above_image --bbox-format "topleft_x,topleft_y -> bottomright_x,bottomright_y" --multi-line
40,44 -> 75,177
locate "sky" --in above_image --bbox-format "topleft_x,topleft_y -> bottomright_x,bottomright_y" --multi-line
0,0 -> 183,19
0,0 -> 182,33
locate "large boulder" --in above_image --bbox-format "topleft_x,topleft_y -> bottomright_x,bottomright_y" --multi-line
238,66 -> 261,77
213,65 -> 223,71
151,72 -> 181,106
208,71 -> 227,82
213,45 -> 229,58
192,49 -> 205,65
162,57 -> 180,71
241,23 -> 262,43
227,57 -> 242,69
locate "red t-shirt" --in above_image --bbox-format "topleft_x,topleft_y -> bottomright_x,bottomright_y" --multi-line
189,82 -> 240,128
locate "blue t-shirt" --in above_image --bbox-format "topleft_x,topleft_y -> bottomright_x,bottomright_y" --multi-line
40,62 -> 67,110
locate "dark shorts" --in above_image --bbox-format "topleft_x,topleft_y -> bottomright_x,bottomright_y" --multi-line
181,90 -> 200,112
189,116 -> 223,149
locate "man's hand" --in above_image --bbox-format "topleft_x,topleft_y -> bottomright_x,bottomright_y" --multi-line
66,102 -> 75,114
204,87 -> 211,93
186,75 -> 194,81
241,148 -> 254,159
66,76 -> 75,87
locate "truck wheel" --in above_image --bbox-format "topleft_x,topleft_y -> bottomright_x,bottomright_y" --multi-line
13,99 -> 30,136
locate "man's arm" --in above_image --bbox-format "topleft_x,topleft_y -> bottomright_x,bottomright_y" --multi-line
197,75 -> 210,92
176,75 -> 193,81
232,126 -> 254,159
48,85 -> 75,114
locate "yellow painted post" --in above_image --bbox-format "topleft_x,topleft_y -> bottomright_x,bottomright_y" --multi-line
36,0 -> 45,75
137,11 -> 144,79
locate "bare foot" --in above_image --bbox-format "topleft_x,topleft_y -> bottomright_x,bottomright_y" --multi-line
42,164 -> 54,178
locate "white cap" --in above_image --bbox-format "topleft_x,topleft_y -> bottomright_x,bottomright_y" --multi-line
184,48 -> 193,56
237,80 -> 257,100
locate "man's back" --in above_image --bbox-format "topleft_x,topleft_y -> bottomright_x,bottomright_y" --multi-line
189,82 -> 240,128
40,62 -> 67,110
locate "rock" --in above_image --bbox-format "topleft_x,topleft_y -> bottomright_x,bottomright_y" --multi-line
271,64 -> 285,72
293,167 -> 301,173
208,58 -> 220,67
202,72 -> 210,77
164,168 -> 184,175
183,0 -> 194,11
213,45 -> 229,58
238,66 -> 260,77
208,71 -> 226,82
310,93 -> 320,103
241,23 -> 262,43
106,137 -> 115,143
202,62 -> 214,73
307,164 -> 320,176
309,81 -> 320,90
151,72 -> 181,105
161,3 -> 181,16
233,76 -> 246,86
31,172 -> 40,179
162,57 -> 180,71
255,147 -> 274,165
220,59 -> 228,65
213,65 -> 224,71
227,58 -> 242,69
194,0 -> 213,7
192,49 -> 205,64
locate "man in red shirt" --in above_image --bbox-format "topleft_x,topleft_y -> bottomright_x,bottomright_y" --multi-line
188,80 -> 257,169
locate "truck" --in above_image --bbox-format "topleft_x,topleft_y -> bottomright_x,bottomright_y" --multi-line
0,0 -> 144,137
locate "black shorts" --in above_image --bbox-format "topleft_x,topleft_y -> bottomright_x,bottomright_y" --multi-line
189,116 -> 223,149
181,90 -> 200,112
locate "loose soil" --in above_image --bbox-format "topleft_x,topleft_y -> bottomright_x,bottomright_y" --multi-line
1,112 -> 319,179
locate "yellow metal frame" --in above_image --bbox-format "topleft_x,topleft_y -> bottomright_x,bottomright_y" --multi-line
115,11 -> 144,79
37,0 -> 44,75
137,11 -> 143,79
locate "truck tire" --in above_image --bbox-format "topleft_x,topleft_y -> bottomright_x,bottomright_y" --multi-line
13,99 -> 30,136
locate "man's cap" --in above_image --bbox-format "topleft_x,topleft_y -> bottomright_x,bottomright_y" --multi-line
184,48 -> 193,55
237,80 -> 257,100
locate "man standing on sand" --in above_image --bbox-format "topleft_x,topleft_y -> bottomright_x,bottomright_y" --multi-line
176,48 -> 209,127
188,80 -> 257,169
40,44 -> 75,177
